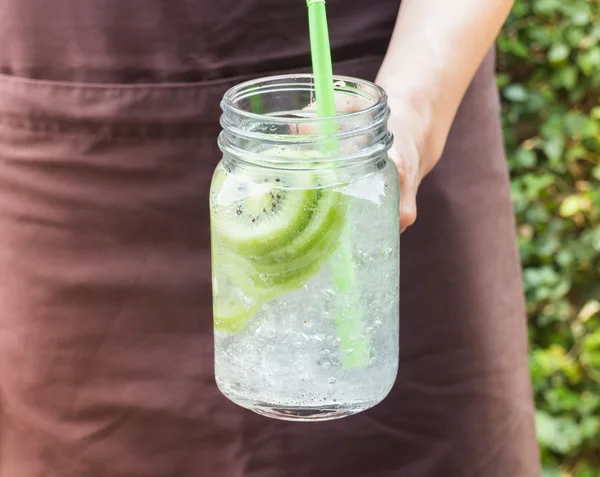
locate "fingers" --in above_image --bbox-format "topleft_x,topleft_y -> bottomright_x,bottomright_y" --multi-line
303,93 -> 371,115
294,92 -> 370,135
290,92 -> 421,233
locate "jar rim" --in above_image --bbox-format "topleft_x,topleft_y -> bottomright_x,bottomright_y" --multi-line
221,73 -> 388,123
218,73 -> 392,170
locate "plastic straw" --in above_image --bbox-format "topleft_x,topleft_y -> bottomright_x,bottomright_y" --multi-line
306,0 -> 369,369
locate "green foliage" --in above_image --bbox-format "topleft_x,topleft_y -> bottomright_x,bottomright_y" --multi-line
498,1 -> 600,475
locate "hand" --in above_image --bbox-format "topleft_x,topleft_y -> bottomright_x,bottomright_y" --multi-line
369,0 -> 515,231
299,83 -> 444,232
375,77 -> 443,232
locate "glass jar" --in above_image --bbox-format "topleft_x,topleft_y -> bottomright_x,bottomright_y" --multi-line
210,74 -> 399,421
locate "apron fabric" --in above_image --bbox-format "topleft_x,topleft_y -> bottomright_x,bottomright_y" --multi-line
0,1 -> 541,476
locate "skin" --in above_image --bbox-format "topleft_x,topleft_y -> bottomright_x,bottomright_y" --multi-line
376,0 -> 516,231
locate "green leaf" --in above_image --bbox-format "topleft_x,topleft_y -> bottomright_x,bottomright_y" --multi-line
521,173 -> 555,200
567,5 -> 592,26
580,416 -> 599,439
536,411 -> 583,454
548,43 -> 570,64
553,66 -> 578,90
564,112 -> 590,136
514,148 -> 538,168
534,0 -> 562,15
503,84 -> 529,103
560,195 -> 589,217
543,136 -> 565,162
541,468 -> 563,477
578,47 -> 600,76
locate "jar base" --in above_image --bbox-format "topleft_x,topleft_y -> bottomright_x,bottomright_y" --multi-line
252,404 -> 366,421
224,396 -> 376,421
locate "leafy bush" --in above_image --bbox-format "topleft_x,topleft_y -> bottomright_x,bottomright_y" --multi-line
497,0 -> 600,475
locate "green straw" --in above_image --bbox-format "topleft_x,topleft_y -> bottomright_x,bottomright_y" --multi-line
307,0 -> 337,134
250,94 -> 264,114
306,0 -> 369,369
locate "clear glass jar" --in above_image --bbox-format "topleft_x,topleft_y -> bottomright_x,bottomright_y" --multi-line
210,74 -> 399,421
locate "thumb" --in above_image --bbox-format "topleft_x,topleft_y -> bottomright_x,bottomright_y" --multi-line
399,171 -> 417,232
389,147 -> 418,232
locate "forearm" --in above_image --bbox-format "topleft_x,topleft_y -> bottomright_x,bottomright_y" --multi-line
376,0 -> 514,163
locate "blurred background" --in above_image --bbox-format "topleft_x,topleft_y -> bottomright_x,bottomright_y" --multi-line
497,0 -> 599,475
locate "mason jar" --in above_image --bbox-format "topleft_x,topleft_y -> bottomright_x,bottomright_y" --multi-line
210,74 -> 400,421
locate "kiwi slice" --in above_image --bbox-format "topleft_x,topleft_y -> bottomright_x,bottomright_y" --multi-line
212,167 -> 321,257
211,233 -> 342,334
250,190 -> 348,269
212,258 -> 272,333
212,164 -> 348,276
210,155 -> 350,333
249,238 -> 342,289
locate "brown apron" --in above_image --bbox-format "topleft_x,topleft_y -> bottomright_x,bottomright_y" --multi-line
0,1 -> 541,476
